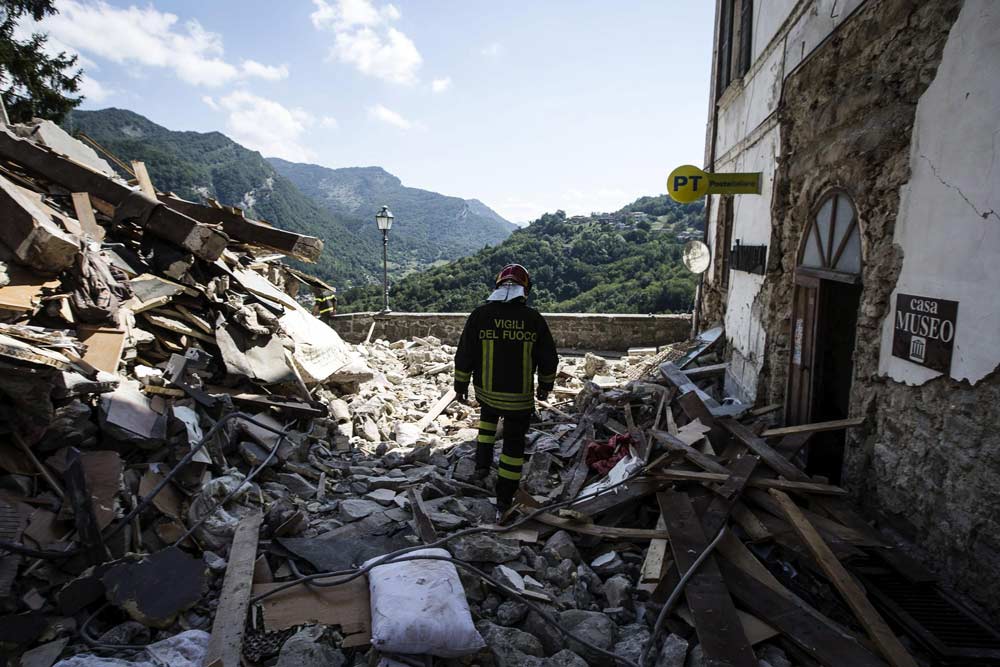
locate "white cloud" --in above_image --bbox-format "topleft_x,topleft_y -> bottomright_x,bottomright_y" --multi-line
481,42 -> 503,57
368,103 -> 411,129
312,0 -> 421,85
202,95 -> 219,110
78,75 -> 112,102
28,1 -> 284,88
241,60 -> 289,81
431,76 -> 451,93
217,91 -> 315,162
320,115 -> 339,129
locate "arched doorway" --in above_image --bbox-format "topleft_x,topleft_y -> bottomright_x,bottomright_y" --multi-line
785,190 -> 863,483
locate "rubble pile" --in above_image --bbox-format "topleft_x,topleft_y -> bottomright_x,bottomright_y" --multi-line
0,120 -> 956,667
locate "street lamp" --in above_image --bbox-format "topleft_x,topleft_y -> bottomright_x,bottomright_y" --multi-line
375,205 -> 394,313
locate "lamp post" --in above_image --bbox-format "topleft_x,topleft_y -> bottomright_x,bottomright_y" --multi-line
375,205 -> 394,313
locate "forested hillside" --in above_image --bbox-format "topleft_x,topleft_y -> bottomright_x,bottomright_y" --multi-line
342,196 -> 704,314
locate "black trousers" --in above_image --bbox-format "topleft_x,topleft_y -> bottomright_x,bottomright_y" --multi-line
475,406 -> 530,509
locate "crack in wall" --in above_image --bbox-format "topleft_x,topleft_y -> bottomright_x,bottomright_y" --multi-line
920,153 -> 1000,222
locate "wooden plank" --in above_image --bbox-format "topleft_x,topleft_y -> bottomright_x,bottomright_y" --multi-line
570,477 -> 666,517
253,575 -> 371,639
640,513 -> 669,584
742,489 -> 887,547
769,490 -> 917,667
76,325 -> 126,374
416,389 -> 456,431
63,448 -> 106,566
534,512 -> 669,540
675,605 -> 779,646
206,512 -> 263,667
719,417 -> 810,482
0,265 -> 60,312
660,490 -> 756,667
131,161 -> 156,198
657,469 -> 848,496
762,417 -> 865,438
718,557 -> 887,667
699,454 -> 760,538
730,502 -> 772,541
650,429 -> 728,474
407,488 -> 437,544
71,192 -> 104,240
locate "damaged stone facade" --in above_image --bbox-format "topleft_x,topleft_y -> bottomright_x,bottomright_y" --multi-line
701,0 -> 1000,617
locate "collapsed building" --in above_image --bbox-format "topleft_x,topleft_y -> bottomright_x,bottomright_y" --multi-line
2,1 -> 1000,663
697,0 -> 999,631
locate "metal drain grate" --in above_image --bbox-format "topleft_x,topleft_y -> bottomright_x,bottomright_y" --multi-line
851,554 -> 1000,664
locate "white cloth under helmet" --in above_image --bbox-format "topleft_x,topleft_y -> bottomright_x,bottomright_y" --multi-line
486,283 -> 526,302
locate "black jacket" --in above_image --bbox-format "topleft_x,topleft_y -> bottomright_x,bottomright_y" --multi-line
454,299 -> 558,414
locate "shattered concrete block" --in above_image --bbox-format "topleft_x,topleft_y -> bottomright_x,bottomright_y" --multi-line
275,626 -> 346,667
613,623 -> 651,666
275,473 -> 318,497
339,498 -> 383,522
558,610 -> 615,667
603,574 -> 633,610
365,488 -> 397,506
0,176 -> 79,273
448,533 -> 521,563
543,530 -> 581,563
476,620 -> 544,667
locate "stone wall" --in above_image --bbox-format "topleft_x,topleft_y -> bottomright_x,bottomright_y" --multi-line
331,312 -> 692,352
753,0 -> 1000,617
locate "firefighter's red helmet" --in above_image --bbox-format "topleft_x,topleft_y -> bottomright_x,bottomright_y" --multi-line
495,264 -> 532,294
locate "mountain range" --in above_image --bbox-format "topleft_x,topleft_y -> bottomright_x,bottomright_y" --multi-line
268,159 -> 517,270
61,108 -> 515,284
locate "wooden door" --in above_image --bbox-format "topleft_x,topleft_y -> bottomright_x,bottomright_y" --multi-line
785,272 -> 821,424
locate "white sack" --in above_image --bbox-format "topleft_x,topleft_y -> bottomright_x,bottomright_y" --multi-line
364,547 -> 485,657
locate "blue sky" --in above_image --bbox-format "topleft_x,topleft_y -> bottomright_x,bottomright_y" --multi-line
28,1 -> 714,223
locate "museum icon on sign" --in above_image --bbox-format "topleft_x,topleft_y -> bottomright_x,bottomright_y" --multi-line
909,336 -> 926,364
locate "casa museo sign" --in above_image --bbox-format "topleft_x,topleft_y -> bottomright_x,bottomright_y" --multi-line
891,293 -> 959,373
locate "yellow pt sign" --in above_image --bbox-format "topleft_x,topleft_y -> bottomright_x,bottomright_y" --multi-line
667,164 -> 762,203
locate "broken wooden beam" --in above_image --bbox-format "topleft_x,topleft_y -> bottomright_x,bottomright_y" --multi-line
157,193 -> 323,263
416,389 -> 456,431
655,469 -> 848,496
719,417 -> 811,482
206,512 -> 263,667
63,448 -> 106,566
761,417 -> 865,438
659,490 -> 757,667
717,555 -> 886,667
407,488 -> 437,544
769,489 -> 918,667
534,512 -> 670,540
0,129 -> 228,261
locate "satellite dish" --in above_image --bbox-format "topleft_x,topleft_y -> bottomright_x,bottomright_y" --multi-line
682,240 -> 711,274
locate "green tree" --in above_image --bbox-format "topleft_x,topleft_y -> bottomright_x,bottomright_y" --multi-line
1,0 -> 81,123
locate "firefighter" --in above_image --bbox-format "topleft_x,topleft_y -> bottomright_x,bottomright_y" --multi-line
312,286 -> 337,325
454,264 -> 558,521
